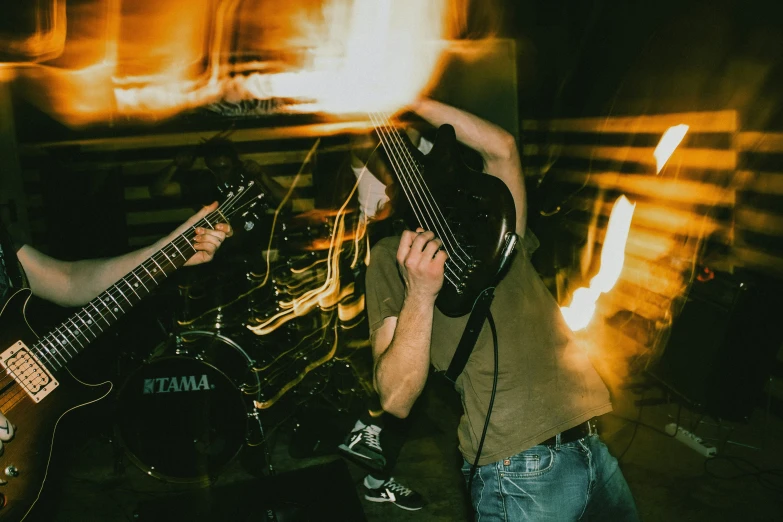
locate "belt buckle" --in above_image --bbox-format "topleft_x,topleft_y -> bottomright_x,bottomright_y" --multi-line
586,419 -> 597,436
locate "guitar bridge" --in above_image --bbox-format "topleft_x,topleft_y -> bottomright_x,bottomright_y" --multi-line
0,341 -> 59,403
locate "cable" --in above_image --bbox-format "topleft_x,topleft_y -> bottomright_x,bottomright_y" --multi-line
607,412 -> 672,438
704,454 -> 783,495
466,311 -> 499,495
617,401 -> 644,462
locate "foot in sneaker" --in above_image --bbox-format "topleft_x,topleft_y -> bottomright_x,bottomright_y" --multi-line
363,476 -> 426,511
338,422 -> 386,471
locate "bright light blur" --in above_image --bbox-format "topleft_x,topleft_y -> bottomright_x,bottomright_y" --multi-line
654,124 -> 689,174
561,195 -> 636,331
11,0 -> 453,125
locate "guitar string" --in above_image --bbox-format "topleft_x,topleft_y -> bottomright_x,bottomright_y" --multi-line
0,190 -> 259,407
367,113 -> 462,287
366,112 -> 435,232
374,113 -> 462,278
370,112 -> 471,269
379,110 -> 474,266
369,112 -> 453,252
369,112 -> 470,290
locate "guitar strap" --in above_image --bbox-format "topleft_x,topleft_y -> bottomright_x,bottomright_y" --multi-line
444,286 -> 496,385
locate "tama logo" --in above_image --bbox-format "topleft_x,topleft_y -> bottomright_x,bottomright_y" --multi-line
143,375 -> 212,394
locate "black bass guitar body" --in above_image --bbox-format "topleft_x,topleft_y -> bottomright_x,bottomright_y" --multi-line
383,123 -> 518,317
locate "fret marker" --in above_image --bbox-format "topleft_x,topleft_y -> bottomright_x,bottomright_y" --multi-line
134,283 -> 139,287
87,320 -> 93,324
114,308 -> 118,312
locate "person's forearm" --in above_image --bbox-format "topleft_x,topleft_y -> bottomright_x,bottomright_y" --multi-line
412,98 -> 517,163
62,242 -> 162,306
413,98 -> 527,233
374,296 -> 434,418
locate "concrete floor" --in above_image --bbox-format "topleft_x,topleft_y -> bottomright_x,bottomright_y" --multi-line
18,371 -> 783,522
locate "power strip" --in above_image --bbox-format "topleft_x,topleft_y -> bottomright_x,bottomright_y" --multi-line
665,423 -> 717,458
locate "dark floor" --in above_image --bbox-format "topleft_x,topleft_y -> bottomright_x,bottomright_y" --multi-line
16,370 -> 783,522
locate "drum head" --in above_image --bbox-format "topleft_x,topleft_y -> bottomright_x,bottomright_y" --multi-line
116,354 -> 248,483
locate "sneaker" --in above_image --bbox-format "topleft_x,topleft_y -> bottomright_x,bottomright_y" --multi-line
338,423 -> 386,471
363,476 -> 426,511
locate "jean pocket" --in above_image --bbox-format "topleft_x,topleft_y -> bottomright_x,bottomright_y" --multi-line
501,445 -> 555,477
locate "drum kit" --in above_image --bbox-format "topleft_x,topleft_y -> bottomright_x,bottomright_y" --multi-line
113,208 -> 375,484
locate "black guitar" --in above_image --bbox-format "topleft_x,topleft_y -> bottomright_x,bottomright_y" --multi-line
370,114 -> 518,317
0,180 -> 265,521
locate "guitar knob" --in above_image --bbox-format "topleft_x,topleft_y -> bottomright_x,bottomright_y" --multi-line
4,466 -> 19,478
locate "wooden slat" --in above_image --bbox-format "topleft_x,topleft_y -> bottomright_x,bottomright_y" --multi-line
735,208 -> 783,235
735,132 -> 783,153
734,170 -> 783,195
621,256 -> 688,298
124,186 -> 151,201
734,246 -> 783,276
567,196 -> 728,239
523,144 -> 736,170
123,174 -> 313,201
556,170 -> 735,205
601,284 -> 675,322
125,208 -> 195,226
522,110 -> 737,134
46,148 -> 342,175
18,121 -> 373,153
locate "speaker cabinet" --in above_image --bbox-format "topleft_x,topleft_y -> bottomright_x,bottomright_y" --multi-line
648,271 -> 782,421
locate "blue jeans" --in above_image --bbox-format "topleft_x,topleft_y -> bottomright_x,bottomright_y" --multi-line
461,435 -> 639,522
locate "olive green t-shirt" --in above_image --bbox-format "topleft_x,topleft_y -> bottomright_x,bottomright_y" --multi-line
365,231 -> 612,466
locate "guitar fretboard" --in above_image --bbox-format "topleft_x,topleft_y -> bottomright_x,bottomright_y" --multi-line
31,217 -> 210,372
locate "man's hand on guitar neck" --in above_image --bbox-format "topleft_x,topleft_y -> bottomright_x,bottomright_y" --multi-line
167,201 -> 234,266
0,411 -> 15,454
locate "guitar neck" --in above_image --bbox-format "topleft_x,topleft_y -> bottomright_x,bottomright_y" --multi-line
32,215 -> 215,370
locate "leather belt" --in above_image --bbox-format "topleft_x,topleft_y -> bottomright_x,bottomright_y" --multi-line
541,419 -> 597,446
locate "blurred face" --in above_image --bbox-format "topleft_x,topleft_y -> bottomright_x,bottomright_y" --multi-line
205,154 -> 236,182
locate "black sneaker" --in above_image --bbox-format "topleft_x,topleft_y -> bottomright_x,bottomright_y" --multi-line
338,424 -> 386,471
363,476 -> 426,511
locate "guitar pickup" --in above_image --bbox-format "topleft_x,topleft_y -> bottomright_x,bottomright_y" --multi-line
0,341 -> 59,403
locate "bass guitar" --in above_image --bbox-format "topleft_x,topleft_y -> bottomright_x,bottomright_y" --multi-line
0,180 -> 265,521
369,112 -> 518,317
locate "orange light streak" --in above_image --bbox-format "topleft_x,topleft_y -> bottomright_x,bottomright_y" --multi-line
654,124 -> 689,174
560,195 -> 636,331
247,164 -> 365,336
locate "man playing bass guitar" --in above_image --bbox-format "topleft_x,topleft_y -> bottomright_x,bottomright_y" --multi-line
365,98 -> 640,521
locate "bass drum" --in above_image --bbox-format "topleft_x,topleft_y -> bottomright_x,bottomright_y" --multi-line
115,330 -> 261,484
